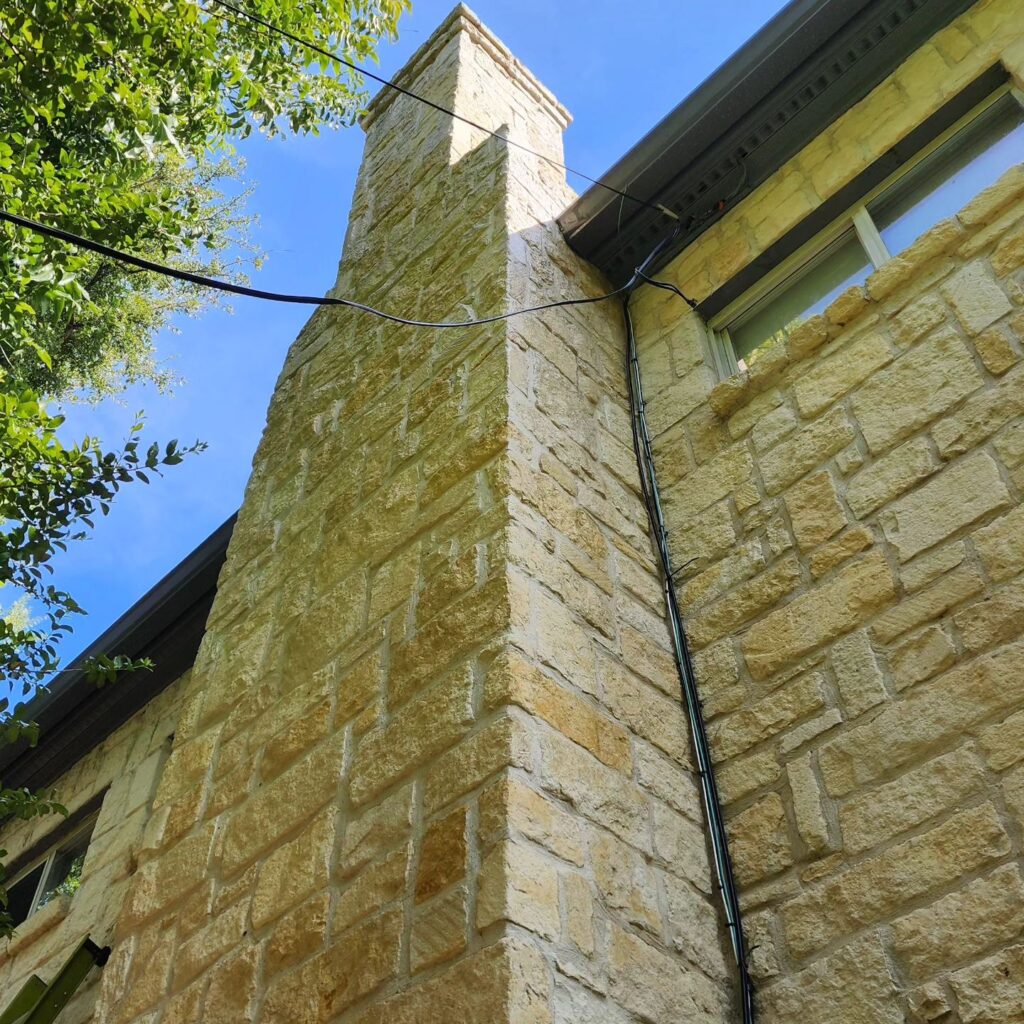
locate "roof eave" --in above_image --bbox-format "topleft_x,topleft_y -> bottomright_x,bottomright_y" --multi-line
560,0 -> 977,285
0,515 -> 235,794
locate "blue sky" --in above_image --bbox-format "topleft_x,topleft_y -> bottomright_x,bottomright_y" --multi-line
50,0 -> 788,662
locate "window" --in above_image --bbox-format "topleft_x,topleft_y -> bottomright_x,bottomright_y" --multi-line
711,84 -> 1024,374
727,230 -> 872,365
4,817 -> 95,926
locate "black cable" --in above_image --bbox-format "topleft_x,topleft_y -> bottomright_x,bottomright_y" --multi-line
682,160 -> 750,234
201,0 -> 679,222
634,270 -> 697,309
0,208 -> 636,327
5,193 -> 751,1016
624,233 -> 755,1023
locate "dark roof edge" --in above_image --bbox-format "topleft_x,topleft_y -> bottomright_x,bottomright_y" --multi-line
559,0 -> 978,284
0,514 -> 236,794
559,0 -> 860,240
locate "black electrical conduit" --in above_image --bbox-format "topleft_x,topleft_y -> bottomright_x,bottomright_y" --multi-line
625,232 -> 756,1024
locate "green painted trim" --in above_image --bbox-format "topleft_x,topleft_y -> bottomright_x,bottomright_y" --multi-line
0,976 -> 46,1024
0,937 -> 109,1024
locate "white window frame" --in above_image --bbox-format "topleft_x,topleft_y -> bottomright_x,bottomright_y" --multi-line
709,82 -> 1024,377
6,814 -> 97,922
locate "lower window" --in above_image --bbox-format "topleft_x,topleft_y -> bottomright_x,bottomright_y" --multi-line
5,816 -> 95,926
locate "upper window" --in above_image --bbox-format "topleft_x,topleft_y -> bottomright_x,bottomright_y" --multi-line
711,85 -> 1024,374
5,816 -> 95,927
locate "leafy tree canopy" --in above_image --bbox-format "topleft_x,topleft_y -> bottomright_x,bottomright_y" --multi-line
0,0 -> 407,934
0,0 -> 407,395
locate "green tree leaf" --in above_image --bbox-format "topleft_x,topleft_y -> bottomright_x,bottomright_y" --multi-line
0,0 -> 408,939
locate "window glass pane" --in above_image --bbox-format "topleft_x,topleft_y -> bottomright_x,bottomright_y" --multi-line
36,828 -> 92,908
871,95 -> 1024,256
729,230 -> 871,365
6,864 -> 44,926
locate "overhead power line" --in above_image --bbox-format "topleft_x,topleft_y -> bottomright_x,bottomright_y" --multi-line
202,0 -> 680,222
0,207 -> 656,326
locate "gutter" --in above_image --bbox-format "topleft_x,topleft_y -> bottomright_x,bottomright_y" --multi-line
559,0 -> 864,241
0,515 -> 235,794
559,0 -> 977,285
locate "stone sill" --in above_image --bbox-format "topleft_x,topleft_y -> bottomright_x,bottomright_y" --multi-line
707,162 -> 1024,420
0,893 -> 71,964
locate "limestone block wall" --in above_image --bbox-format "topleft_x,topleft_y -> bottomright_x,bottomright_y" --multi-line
628,3 -> 1024,1017
0,677 -> 182,1023
499,60 -> 733,1024
87,8 -> 732,1024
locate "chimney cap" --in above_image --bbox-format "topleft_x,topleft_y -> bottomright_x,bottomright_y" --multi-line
362,3 -> 570,132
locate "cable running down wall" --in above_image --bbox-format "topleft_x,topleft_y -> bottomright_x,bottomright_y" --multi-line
623,235 -> 756,1024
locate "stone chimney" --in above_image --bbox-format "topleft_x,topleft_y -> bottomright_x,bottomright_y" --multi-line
91,7 -> 733,1022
